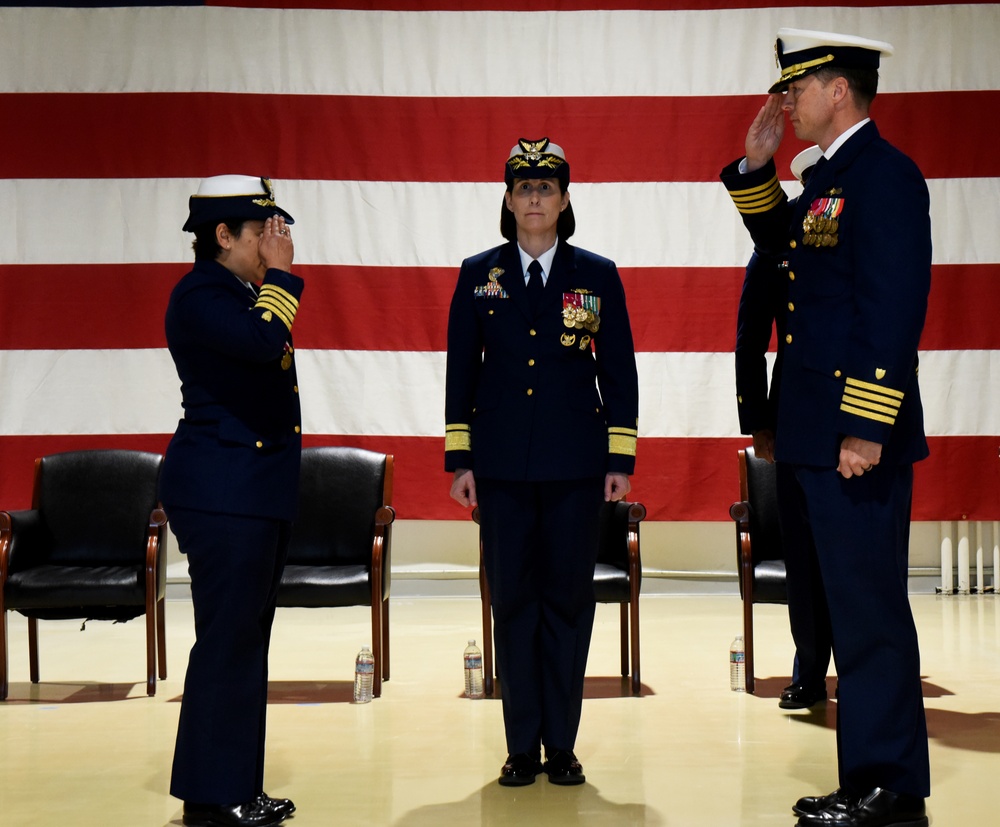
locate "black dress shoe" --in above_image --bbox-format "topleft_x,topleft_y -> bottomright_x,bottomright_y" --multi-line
498,753 -> 543,787
182,799 -> 285,827
257,792 -> 295,819
794,788 -> 854,816
543,750 -> 586,786
779,684 -> 828,709
796,787 -> 927,827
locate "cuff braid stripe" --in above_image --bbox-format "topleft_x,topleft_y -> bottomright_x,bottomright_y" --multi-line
727,177 -> 784,214
609,430 -> 637,457
256,285 -> 299,331
258,285 -> 299,314
445,425 -> 471,452
257,301 -> 293,330
845,377 -> 905,399
840,403 -> 897,426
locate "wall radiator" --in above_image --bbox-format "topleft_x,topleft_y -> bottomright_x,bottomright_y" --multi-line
938,521 -> 1000,595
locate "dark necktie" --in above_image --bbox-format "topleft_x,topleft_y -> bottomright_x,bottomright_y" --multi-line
526,259 -> 544,313
800,155 -> 828,199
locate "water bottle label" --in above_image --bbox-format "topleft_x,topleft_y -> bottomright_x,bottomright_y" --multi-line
356,662 -> 375,674
465,655 -> 482,669
730,652 -> 745,663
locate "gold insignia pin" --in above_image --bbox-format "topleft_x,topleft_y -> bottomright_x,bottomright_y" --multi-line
261,310 -> 273,322
488,267 -> 504,282
251,177 -> 278,209
875,368 -> 886,380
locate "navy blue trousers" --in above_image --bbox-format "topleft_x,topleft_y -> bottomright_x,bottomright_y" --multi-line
477,477 -> 604,756
776,462 -> 834,690
777,463 -> 930,798
168,507 -> 291,804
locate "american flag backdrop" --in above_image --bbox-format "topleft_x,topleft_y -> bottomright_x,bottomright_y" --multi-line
1,1 -> 997,522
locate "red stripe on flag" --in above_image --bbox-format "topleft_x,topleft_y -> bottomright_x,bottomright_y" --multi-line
2,263 -> 997,353
1,434 -> 997,520
2,91 -> 994,183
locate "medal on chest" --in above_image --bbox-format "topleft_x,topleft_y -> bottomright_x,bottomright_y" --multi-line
802,193 -> 844,247
562,290 -> 601,333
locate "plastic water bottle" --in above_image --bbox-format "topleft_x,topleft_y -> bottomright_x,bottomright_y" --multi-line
354,645 -> 375,703
730,635 -> 746,692
464,640 -> 484,699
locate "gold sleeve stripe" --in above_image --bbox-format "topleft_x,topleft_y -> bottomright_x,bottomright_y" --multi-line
259,283 -> 299,310
608,427 -> 637,457
843,398 -> 899,419
256,285 -> 299,331
841,376 -> 904,425
257,285 -> 299,315
445,424 -> 471,453
843,388 -> 901,413
727,176 -> 784,215
840,403 -> 896,426
845,377 -> 905,399
256,298 -> 294,331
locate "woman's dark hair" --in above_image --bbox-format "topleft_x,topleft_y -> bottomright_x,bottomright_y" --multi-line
191,219 -> 247,260
499,181 -> 576,242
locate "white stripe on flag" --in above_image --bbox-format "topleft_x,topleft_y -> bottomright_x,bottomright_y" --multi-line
0,348 -> 996,439
2,6 -> 997,96
3,178 -> 998,267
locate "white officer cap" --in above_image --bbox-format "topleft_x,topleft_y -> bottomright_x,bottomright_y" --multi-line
770,28 -> 894,93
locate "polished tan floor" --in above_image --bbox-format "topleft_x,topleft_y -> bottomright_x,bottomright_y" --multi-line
2,594 -> 999,826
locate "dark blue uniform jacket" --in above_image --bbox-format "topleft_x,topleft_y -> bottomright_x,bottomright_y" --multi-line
159,259 -> 305,521
445,240 -> 639,481
736,249 -> 787,436
722,122 -> 930,468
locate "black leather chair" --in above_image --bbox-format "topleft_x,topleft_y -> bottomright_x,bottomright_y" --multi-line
277,446 -> 395,698
474,499 -> 646,696
729,446 -> 786,693
0,449 -> 167,700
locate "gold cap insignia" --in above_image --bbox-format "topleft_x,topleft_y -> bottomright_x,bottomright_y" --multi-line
252,177 -> 278,208
506,137 -> 569,184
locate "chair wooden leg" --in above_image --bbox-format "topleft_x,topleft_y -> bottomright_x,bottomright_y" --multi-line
743,594 -> 756,694
157,597 -> 167,680
145,566 -> 157,696
145,605 -> 156,697
28,617 -> 39,684
629,596 -> 641,696
1,608 -> 8,700
381,596 -> 390,683
619,603 -> 628,678
371,597 -> 383,698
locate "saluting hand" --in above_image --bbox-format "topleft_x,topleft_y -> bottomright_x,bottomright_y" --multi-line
745,94 -> 785,172
259,215 -> 294,273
